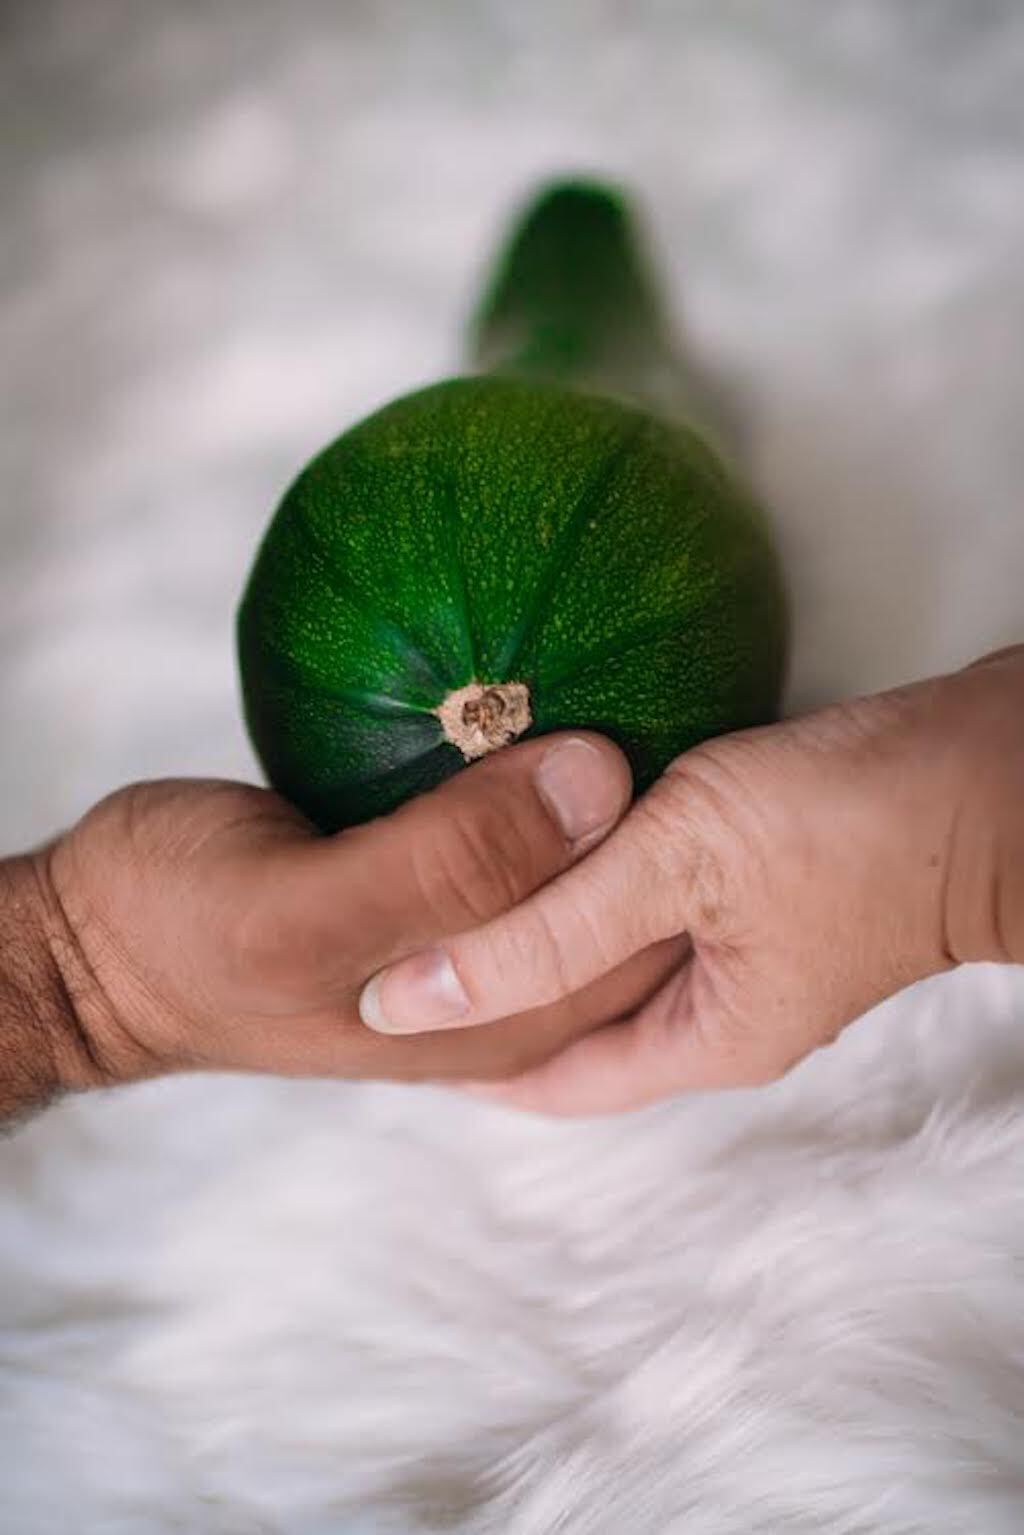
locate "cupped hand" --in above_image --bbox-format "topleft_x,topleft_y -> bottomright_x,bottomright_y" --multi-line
359,648 -> 1024,1114
36,732 -> 683,1092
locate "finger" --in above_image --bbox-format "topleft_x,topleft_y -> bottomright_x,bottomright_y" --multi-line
216,936 -> 686,1085
359,777 -> 698,1035
458,964 -> 746,1116
249,732 -> 632,985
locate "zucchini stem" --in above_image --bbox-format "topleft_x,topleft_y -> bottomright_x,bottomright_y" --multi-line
435,680 -> 532,760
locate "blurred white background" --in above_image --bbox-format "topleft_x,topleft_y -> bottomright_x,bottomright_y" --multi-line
2,4 -> 1024,1531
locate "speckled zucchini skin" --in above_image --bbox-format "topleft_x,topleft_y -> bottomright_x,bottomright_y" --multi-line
238,373 -> 786,830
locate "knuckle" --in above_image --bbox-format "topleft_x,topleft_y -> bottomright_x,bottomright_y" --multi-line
562,872 -> 626,974
508,901 -> 576,1000
411,807 -> 532,928
634,767 -> 731,935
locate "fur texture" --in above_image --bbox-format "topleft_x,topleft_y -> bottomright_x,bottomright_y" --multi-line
2,3 -> 1024,1530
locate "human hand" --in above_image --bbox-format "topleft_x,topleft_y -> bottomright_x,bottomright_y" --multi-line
359,647 -> 1024,1113
13,732 -> 682,1110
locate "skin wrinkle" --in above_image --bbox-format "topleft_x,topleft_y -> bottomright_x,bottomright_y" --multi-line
409,816 -> 503,932
432,801 -> 542,928
36,844 -> 146,1087
512,897 -> 579,1001
656,756 -> 755,930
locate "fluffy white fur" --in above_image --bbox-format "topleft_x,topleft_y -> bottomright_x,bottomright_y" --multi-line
2,3 -> 1024,1530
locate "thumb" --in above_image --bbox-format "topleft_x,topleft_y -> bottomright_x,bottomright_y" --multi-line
252,732 -> 633,983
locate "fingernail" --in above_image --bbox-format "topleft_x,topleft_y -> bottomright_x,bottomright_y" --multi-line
359,947 -> 469,1034
536,738 -> 622,846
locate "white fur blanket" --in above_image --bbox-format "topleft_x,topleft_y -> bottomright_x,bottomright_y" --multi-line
2,4 -> 1024,1530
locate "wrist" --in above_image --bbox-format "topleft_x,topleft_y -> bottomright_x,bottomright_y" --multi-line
0,850 -> 106,1122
